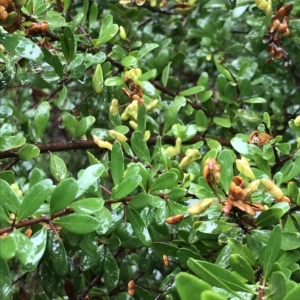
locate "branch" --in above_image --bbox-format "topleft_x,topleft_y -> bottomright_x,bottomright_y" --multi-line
0,208 -> 74,235
0,140 -> 101,159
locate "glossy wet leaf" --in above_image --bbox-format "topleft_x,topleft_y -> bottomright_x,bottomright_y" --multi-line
0,136 -> 26,151
149,172 -> 178,193
54,214 -> 100,234
50,153 -> 68,182
0,258 -> 11,300
17,143 -> 40,160
47,231 -> 68,277
17,179 -> 53,221
256,208 -> 284,227
263,224 -> 282,284
0,179 -> 20,213
74,116 -> 96,138
162,62 -> 171,87
104,76 -> 123,86
138,43 -> 159,59
213,116 -> 232,128
103,248 -> 119,290
0,34 -> 43,62
70,197 -> 104,215
94,24 -> 119,46
111,175 -> 142,199
187,259 -> 254,297
95,206 -> 113,235
61,111 -> 78,136
228,239 -> 256,267
92,64 -> 103,93
50,178 -> 79,215
128,206 -> 152,246
76,164 -> 105,198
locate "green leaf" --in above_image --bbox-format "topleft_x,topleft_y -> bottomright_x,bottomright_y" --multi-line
92,64 -> 104,93
138,43 -> 159,60
175,272 -> 212,300
47,231 -> 68,277
187,259 -> 254,297
162,62 -> 171,87
0,233 -> 17,260
50,178 -> 79,215
61,111 -> 78,136
256,208 -> 285,228
128,206 -> 152,246
95,206 -> 113,234
179,86 -> 205,96
213,116 -> 232,128
54,214 -> 100,234
0,136 -> 26,151
17,179 -> 53,221
103,248 -> 119,290
139,69 -> 157,81
229,254 -> 255,283
263,112 -> 271,129
149,172 -> 178,193
111,142 -> 124,185
111,175 -> 142,200
243,97 -> 267,104
137,104 -> 147,134
0,257 -> 11,299
29,227 -> 47,268
0,34 -> 43,62
89,2 -> 98,31
76,164 -> 105,197
70,197 -> 104,215
228,239 -> 256,267
50,153 -> 68,182
17,143 -> 40,160
281,232 -> 300,251
60,27 -> 76,61
94,24 -> 119,46
0,179 -> 20,213
270,271 -> 286,300
217,149 -> 233,194
201,291 -> 227,300
282,285 -> 300,300
34,101 -> 50,139
263,224 -> 282,284
74,116 -> 96,138
131,131 -> 151,162
104,76 -> 124,86
121,55 -> 137,67
177,248 -> 204,266
52,54 -> 64,78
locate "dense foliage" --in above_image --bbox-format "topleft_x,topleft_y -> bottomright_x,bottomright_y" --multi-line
2,0 -> 300,299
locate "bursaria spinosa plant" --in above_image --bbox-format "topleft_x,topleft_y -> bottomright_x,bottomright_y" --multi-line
2,0 -> 300,299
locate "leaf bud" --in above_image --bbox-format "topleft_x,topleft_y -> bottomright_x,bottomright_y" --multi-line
294,116 -> 300,127
247,179 -> 260,193
203,158 -> 221,184
109,99 -> 119,116
254,0 -> 268,11
10,183 -> 23,196
93,135 -> 112,150
179,155 -> 192,168
129,120 -> 137,130
146,99 -> 159,111
236,157 -> 255,180
108,130 -> 128,142
166,146 -> 176,158
144,130 -> 150,141
119,25 -> 127,40
188,198 -> 214,215
261,178 -> 284,199
165,214 -> 184,224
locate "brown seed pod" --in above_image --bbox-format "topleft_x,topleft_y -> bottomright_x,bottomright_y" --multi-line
24,227 -> 32,237
0,6 -> 8,21
28,21 -> 49,36
128,280 -> 135,297
203,158 -> 221,184
165,214 -> 184,225
232,176 -> 245,189
163,254 -> 169,267
272,4 -> 293,20
273,47 -> 283,59
3,13 -> 22,33
248,131 -> 272,146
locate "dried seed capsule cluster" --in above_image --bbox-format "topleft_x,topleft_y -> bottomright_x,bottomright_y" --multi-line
0,0 -> 21,31
263,4 -> 293,66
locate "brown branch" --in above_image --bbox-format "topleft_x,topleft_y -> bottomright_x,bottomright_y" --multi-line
78,274 -> 101,300
0,134 -> 231,161
0,208 -> 74,235
150,80 -> 177,97
0,140 -> 101,159
1,158 -> 20,171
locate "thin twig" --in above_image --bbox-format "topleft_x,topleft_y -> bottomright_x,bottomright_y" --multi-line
78,274 -> 101,300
